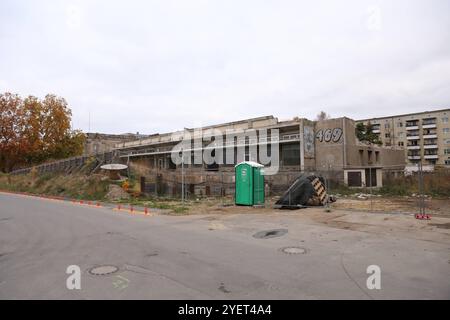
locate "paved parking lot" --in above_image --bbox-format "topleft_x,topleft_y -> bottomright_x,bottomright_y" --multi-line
1,192 -> 449,299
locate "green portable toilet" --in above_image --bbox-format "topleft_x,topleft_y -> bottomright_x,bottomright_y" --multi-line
235,161 -> 265,206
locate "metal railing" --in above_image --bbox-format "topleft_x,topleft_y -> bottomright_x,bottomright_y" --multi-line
9,151 -> 117,175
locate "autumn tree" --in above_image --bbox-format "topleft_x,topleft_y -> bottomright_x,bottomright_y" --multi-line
0,93 -> 27,172
0,92 -> 86,172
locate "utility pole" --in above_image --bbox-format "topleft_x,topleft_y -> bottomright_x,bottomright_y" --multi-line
369,166 -> 373,212
181,148 -> 185,203
419,161 -> 424,216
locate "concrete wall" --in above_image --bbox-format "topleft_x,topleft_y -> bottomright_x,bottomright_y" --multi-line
313,118 -> 345,170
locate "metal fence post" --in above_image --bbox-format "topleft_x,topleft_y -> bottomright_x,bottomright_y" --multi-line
369,166 -> 373,212
181,150 -> 185,203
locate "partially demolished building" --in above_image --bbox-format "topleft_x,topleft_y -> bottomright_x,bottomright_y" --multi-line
115,115 -> 405,196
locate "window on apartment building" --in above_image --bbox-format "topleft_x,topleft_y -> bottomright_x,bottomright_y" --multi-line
398,141 -> 404,146
385,123 -> 390,129
444,149 -> 450,155
442,117 -> 449,123
443,128 -> 450,134
445,159 -> 450,165
397,132 -> 404,138
385,133 -> 390,138
375,151 -> 379,163
397,122 -> 403,127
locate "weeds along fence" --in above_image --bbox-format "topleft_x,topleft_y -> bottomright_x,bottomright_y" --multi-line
136,164 -> 449,215
9,151 -> 118,176
326,164 -> 450,216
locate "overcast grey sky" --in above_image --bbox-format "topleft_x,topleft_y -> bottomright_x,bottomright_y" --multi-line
1,0 -> 449,134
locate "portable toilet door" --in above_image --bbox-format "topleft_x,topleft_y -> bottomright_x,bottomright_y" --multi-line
253,167 -> 265,205
235,162 -> 253,205
235,161 -> 264,206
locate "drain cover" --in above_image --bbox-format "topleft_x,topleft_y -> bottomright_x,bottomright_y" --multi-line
280,247 -> 307,254
253,229 -> 288,239
89,265 -> 119,276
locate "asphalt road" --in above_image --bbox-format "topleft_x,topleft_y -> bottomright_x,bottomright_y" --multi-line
0,192 -> 449,299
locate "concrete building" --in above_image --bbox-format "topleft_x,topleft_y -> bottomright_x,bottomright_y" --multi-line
84,132 -> 149,156
114,116 -> 404,196
358,109 -> 450,168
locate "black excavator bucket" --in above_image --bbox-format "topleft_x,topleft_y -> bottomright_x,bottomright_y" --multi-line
274,174 -> 330,209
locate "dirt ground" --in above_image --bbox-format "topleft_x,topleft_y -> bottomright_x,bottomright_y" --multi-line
185,203 -> 450,245
331,196 -> 450,216
175,195 -> 450,217
163,195 -> 450,245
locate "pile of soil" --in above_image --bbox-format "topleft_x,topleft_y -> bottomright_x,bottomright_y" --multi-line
105,184 -> 130,201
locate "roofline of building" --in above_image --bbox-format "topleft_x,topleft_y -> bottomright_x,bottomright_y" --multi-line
169,115 -> 276,132
357,108 -> 450,122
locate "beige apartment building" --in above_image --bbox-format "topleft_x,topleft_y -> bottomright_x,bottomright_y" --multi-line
358,109 -> 450,167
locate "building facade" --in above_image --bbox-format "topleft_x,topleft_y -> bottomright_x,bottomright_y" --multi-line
358,109 -> 450,167
114,116 -> 404,195
84,132 -> 149,156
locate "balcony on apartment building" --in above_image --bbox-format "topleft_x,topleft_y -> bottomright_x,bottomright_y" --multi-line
371,124 -> 381,134
406,141 -> 420,150
405,120 -> 419,131
407,151 -> 421,160
423,128 -> 438,139
422,118 -> 437,129
424,149 -> 439,160
406,130 -> 420,140
423,139 -> 438,149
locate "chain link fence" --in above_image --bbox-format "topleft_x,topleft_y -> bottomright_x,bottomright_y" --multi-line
134,163 -> 450,216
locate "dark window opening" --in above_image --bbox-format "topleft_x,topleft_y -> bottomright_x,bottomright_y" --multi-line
281,143 -> 300,166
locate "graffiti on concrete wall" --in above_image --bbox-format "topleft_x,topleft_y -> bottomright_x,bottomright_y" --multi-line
303,126 -> 315,158
315,128 -> 343,143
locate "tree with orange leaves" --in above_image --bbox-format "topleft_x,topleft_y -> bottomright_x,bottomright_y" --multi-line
0,92 -> 86,172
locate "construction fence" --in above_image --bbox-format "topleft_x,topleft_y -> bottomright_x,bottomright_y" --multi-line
136,164 -> 450,216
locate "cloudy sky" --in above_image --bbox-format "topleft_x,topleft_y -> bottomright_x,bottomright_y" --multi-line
1,0 -> 449,134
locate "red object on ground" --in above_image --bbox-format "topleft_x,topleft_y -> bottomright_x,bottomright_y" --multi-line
144,207 -> 149,215
415,214 -> 431,220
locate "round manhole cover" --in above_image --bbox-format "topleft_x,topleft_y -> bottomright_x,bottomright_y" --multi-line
89,265 -> 119,276
280,247 -> 307,255
253,229 -> 288,239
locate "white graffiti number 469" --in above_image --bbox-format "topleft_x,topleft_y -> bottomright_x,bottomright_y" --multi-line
315,128 -> 343,143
